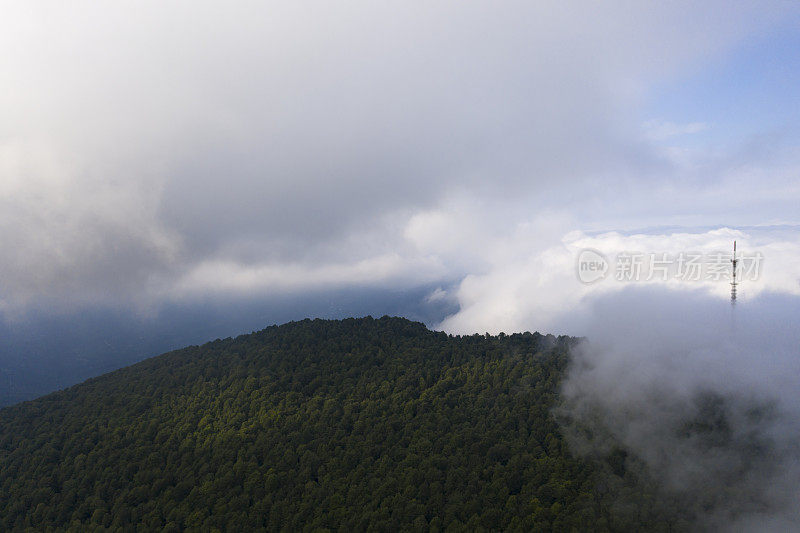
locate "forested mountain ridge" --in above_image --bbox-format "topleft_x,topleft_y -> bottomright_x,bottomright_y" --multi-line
0,316 -> 604,531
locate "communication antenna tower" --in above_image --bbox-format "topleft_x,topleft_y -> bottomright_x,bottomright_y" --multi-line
730,240 -> 738,305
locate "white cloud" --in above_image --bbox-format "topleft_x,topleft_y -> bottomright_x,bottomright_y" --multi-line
438,225 -> 800,335
642,120 -> 709,141
424,287 -> 449,304
170,253 -> 448,299
0,1 -> 798,317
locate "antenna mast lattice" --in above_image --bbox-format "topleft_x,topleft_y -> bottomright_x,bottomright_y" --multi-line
731,240 -> 738,305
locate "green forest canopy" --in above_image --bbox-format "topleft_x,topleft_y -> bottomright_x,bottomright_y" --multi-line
0,316 -> 678,531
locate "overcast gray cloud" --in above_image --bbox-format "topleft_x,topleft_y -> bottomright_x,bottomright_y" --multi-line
0,1 -> 798,327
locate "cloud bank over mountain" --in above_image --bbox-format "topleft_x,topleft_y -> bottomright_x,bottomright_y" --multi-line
1,1 -> 799,326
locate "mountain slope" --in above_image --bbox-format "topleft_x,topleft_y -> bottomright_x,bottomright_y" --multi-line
0,316 -> 599,531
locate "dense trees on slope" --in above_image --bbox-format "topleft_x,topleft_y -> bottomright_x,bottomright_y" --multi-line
0,316 -> 672,531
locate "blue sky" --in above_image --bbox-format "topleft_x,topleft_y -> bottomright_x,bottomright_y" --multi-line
645,21 -> 800,150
